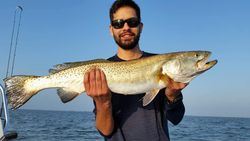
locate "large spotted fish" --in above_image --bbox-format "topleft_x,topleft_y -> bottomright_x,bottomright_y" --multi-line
4,50 -> 217,109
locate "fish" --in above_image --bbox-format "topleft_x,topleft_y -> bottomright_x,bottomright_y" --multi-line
4,50 -> 217,110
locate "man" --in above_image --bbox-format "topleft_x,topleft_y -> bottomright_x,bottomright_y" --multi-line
84,0 -> 187,140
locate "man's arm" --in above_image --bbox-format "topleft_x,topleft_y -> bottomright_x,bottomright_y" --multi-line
84,68 -> 114,136
164,78 -> 187,125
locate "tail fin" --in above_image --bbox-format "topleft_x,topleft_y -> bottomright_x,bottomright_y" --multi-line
3,75 -> 40,110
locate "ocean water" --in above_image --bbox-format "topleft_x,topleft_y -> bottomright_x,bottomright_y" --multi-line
8,110 -> 102,141
6,110 -> 250,141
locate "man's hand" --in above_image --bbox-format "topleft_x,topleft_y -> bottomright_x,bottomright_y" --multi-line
165,78 -> 188,102
84,68 -> 111,106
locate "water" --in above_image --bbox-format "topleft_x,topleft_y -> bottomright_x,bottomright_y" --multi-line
169,116 -> 250,141
8,110 -> 102,141
6,110 -> 250,141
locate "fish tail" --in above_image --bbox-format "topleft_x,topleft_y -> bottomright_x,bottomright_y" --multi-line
3,75 -> 40,110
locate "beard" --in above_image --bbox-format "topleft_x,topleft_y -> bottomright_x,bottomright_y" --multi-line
113,31 -> 141,50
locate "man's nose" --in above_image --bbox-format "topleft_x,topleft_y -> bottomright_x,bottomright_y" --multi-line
122,22 -> 130,30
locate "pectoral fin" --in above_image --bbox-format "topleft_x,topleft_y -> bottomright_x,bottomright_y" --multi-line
143,89 -> 160,106
57,88 -> 80,103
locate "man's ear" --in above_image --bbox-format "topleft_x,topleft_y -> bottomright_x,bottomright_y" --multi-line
109,25 -> 114,36
139,22 -> 143,33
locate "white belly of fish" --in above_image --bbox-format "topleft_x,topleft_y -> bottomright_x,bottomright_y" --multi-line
108,78 -> 161,95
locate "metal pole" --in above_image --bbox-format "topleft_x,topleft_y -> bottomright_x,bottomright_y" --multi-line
11,6 -> 23,76
5,7 -> 17,78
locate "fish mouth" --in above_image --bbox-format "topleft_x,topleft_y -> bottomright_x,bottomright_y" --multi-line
197,52 -> 217,71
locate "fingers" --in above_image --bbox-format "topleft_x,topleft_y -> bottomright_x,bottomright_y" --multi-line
100,70 -> 108,92
83,68 -> 110,97
167,77 -> 188,90
180,82 -> 188,89
84,71 -> 90,93
95,69 -> 102,94
89,68 -> 96,93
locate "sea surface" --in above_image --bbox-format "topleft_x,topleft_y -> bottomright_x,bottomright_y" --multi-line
5,110 -> 250,141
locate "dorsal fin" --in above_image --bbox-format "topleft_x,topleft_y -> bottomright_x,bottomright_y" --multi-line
49,59 -> 110,74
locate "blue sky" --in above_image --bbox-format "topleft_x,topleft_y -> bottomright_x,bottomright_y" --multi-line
0,0 -> 250,118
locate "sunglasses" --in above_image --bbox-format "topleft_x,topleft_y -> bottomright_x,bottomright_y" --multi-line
111,18 -> 140,29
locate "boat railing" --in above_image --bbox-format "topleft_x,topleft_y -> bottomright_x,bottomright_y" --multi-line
0,84 -> 9,130
0,83 -> 18,140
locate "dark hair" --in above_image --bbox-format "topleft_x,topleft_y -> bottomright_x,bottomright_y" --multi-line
109,0 -> 141,22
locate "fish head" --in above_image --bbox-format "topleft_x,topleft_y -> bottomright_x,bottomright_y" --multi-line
162,51 -> 217,83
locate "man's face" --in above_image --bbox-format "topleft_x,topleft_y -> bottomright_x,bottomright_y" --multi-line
110,6 -> 143,50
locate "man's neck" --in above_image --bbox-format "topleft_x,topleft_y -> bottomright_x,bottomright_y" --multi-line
117,45 -> 143,61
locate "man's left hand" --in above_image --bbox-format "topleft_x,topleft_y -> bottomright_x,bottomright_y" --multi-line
165,78 -> 188,102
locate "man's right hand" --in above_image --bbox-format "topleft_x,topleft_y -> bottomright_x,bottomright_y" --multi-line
83,68 -> 112,107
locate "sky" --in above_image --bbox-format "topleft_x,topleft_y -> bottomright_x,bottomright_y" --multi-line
0,0 -> 250,118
